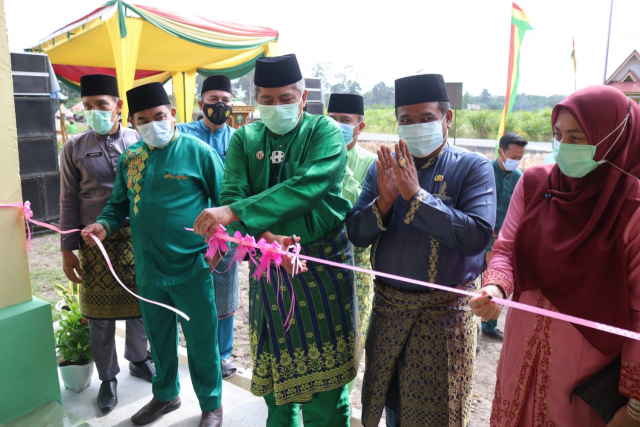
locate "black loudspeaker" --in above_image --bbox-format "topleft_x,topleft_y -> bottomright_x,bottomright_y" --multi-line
20,173 -> 60,222
18,138 -> 58,176
12,74 -> 51,96
14,97 -> 57,138
305,103 -> 325,115
20,177 -> 45,221
12,52 -> 60,224
304,77 -> 324,115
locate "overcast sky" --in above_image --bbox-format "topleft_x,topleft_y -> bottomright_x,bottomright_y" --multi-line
5,0 -> 639,97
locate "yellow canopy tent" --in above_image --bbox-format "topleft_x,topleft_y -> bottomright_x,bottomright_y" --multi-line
27,1 -> 278,122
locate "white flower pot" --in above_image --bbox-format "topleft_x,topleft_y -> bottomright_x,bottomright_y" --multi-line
58,358 -> 95,393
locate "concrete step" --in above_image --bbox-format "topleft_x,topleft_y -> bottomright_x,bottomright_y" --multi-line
59,329 -> 268,426
0,401 -> 90,427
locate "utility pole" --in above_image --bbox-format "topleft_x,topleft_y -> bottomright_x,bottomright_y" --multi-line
603,0 -> 614,84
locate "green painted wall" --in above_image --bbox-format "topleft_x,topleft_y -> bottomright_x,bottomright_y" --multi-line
0,297 -> 61,423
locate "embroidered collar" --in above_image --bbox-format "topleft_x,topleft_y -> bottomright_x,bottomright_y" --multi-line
148,128 -> 180,151
418,143 -> 448,170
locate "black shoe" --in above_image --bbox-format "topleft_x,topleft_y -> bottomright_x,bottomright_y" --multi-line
130,360 -> 156,382
97,378 -> 118,414
482,328 -> 505,342
131,397 -> 181,426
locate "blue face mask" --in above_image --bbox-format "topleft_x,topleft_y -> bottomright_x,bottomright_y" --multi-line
398,115 -> 447,157
500,149 -> 521,171
336,121 -> 361,144
138,120 -> 174,148
258,101 -> 302,135
85,105 -> 116,135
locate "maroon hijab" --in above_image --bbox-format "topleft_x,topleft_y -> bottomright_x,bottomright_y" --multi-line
513,86 -> 640,355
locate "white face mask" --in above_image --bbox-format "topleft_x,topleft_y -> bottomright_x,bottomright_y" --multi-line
398,115 -> 447,157
137,120 -> 174,148
500,150 -> 521,171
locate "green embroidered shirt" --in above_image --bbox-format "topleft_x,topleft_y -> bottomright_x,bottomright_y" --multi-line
96,131 -> 225,287
221,112 -> 351,244
342,144 -> 378,205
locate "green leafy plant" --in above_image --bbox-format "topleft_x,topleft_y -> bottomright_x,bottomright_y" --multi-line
54,283 -> 92,366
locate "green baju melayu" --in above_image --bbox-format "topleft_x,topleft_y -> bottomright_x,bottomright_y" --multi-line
342,144 -> 377,345
96,130 -> 225,411
221,113 -> 361,425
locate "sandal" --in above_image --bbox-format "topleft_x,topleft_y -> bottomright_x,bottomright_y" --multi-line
221,358 -> 237,380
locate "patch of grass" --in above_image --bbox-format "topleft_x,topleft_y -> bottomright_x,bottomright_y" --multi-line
30,267 -> 66,322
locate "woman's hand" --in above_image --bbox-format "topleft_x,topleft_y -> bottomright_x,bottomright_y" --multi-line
607,405 -> 640,427
470,285 -> 504,322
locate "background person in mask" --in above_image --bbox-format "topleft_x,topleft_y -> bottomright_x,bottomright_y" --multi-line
347,74 -> 496,427
59,74 -> 153,415
82,82 -> 225,427
192,54 -> 360,427
327,93 -> 376,395
481,132 -> 528,342
471,85 -> 640,427
177,74 -> 240,380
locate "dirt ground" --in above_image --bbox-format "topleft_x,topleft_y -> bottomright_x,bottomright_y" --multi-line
29,140 -> 542,425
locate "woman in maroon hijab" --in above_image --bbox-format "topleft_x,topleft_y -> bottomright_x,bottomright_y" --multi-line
471,85 -> 640,427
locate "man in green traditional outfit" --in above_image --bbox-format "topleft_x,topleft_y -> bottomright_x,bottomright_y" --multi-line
82,82 -> 224,427
327,93 -> 376,395
193,54 -> 361,427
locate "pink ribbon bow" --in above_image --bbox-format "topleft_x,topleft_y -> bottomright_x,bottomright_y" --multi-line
252,239 -> 283,283
204,225 -> 229,261
232,232 -> 259,266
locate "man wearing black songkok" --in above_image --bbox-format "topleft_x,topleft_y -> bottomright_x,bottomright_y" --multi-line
192,54 -> 360,426
83,82 -> 226,427
347,74 -> 496,427
59,74 -> 154,414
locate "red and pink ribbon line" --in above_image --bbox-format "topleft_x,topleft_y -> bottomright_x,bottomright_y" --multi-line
1,202 -> 190,321
189,227 -> 640,343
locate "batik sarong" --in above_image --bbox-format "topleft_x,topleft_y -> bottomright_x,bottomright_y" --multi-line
78,226 -> 141,319
361,279 -> 479,427
354,245 -> 374,343
249,225 -> 362,405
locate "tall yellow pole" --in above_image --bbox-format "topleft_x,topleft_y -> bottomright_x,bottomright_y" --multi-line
0,0 -> 31,310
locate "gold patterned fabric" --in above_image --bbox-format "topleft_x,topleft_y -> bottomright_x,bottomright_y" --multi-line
361,279 -> 479,427
78,227 -> 141,319
353,245 -> 374,344
249,226 -> 362,405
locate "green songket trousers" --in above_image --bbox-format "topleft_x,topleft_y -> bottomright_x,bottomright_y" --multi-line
263,385 -> 350,427
138,269 -> 222,411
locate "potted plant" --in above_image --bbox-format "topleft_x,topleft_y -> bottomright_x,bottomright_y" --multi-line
54,283 -> 94,393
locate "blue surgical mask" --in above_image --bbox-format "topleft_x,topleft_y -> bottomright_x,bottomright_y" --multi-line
336,121 -> 361,144
500,150 -> 521,171
85,106 -> 116,135
398,116 -> 447,157
138,120 -> 174,148
258,101 -> 302,135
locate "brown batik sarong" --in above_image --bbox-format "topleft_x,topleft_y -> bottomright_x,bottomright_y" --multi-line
361,279 -> 479,427
78,226 -> 141,319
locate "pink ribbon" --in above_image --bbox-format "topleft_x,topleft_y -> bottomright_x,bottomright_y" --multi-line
1,202 -> 190,321
253,239 -> 283,283
232,232 -> 259,267
187,227 -> 640,343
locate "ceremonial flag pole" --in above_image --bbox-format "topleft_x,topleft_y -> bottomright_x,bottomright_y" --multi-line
572,38 -> 577,91
603,0 -> 614,84
496,3 -> 532,156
